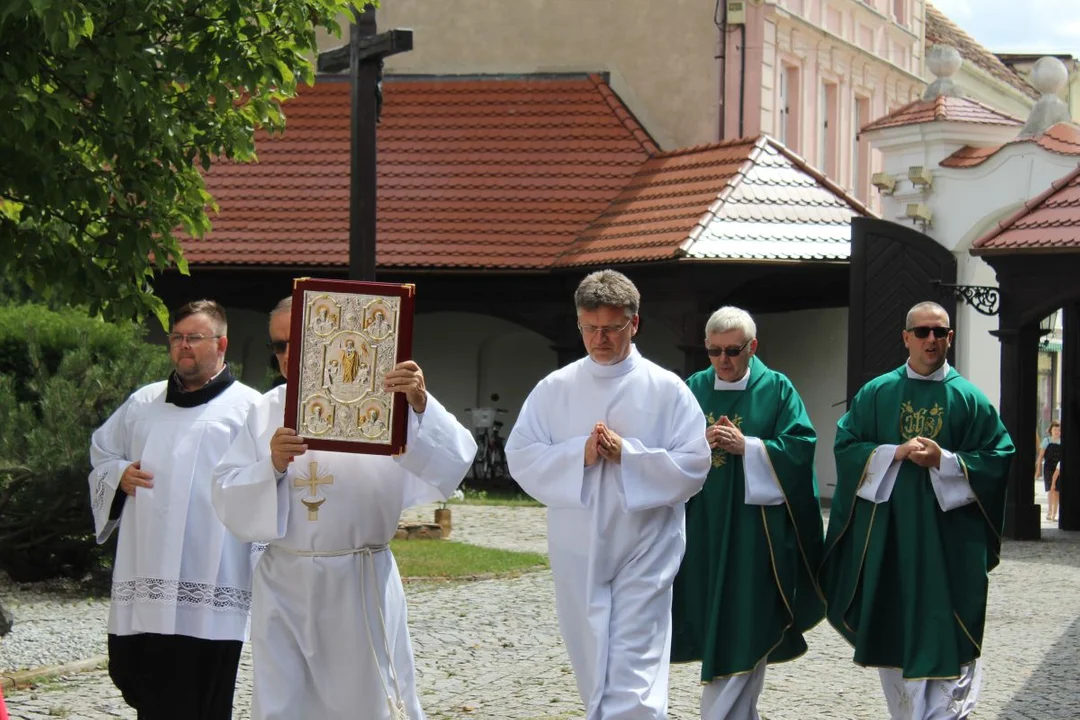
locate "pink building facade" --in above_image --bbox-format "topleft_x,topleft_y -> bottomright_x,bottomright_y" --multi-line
720,0 -> 927,204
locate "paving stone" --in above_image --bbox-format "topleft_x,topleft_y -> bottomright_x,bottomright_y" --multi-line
5,502 -> 1080,719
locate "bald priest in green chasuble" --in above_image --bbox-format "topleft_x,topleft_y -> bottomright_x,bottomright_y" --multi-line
819,301 -> 1014,720
671,307 -> 825,720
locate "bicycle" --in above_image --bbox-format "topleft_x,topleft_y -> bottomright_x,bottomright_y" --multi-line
464,405 -> 509,482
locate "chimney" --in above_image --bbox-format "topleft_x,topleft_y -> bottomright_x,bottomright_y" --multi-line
1017,57 -> 1071,138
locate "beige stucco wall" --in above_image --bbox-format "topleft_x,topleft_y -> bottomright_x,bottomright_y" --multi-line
316,0 -> 721,150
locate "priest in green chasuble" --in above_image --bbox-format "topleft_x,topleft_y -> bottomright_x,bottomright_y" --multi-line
819,301 -> 1014,720
671,307 -> 825,720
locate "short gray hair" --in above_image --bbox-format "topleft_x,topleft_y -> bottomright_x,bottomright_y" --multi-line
705,306 -> 756,340
905,301 -> 950,329
271,295 -> 292,317
574,270 -> 640,316
269,295 -> 292,330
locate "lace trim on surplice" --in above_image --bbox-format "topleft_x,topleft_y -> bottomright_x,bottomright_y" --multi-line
111,577 -> 252,612
91,469 -> 110,511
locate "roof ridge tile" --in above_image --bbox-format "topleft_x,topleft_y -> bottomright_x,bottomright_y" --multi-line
589,74 -> 659,156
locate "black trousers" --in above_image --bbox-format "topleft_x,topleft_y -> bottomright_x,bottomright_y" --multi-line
108,633 -> 243,720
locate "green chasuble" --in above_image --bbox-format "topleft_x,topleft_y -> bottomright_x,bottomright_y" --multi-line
671,357 -> 825,681
818,365 -> 1015,679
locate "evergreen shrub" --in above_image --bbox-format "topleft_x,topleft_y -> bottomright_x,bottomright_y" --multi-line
0,304 -> 171,582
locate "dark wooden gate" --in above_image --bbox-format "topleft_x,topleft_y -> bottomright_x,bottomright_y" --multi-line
847,217 -> 957,404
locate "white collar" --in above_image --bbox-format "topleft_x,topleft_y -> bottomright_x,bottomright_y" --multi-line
585,344 -> 641,378
906,360 -> 950,382
714,365 -> 751,390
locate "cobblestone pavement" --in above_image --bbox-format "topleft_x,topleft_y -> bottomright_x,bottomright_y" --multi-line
6,501 -> 1080,719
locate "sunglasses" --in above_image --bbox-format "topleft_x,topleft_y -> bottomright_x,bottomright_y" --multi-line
266,339 -> 289,354
906,326 -> 951,339
706,340 -> 751,358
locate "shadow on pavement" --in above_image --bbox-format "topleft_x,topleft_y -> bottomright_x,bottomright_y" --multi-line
1001,530 -> 1080,569
998,613 -> 1080,719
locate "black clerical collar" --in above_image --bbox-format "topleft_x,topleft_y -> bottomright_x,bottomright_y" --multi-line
166,364 -> 235,407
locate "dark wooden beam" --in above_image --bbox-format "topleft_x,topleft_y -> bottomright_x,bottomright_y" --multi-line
349,5 -> 378,282
996,322 -> 1042,540
1060,301 -> 1080,530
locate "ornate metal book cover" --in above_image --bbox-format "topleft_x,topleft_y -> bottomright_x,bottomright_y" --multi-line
283,278 -> 416,455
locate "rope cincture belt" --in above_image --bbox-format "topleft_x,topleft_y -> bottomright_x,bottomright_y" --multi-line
275,543 -> 408,719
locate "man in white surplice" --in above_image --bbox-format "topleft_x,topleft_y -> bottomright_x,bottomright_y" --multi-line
505,270 -> 712,719
211,296 -> 476,720
89,300 -> 261,719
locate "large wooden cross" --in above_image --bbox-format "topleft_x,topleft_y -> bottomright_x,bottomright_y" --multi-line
347,4 -> 412,281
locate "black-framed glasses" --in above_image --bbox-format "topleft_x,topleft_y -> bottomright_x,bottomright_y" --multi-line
706,339 -> 752,358
266,339 -> 289,354
907,326 -> 951,339
166,333 -> 221,346
578,317 -> 634,336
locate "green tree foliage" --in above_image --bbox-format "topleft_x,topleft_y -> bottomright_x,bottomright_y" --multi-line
0,0 -> 367,326
0,304 -> 172,582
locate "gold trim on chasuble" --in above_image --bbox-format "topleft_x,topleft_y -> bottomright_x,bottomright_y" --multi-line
294,461 -> 334,520
706,412 -> 744,468
760,446 -> 828,606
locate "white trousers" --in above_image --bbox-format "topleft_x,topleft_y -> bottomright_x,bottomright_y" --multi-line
700,658 -> 767,720
879,661 -> 982,720
552,553 -> 676,719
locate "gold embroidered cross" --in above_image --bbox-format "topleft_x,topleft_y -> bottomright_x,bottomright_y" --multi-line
294,461 -> 334,521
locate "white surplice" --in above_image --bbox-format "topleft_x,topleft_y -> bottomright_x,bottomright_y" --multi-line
88,380 -> 262,641
505,345 -> 712,720
211,386 -> 476,720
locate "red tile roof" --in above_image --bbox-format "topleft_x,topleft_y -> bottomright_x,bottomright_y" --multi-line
941,122 -> 1080,168
861,94 -> 1022,133
971,165 -> 1080,254
193,74 -> 657,268
555,137 -> 874,266
192,77 -> 871,270
925,4 -> 1037,100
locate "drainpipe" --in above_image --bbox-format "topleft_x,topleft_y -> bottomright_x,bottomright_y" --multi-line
715,0 -> 727,139
739,22 -> 747,138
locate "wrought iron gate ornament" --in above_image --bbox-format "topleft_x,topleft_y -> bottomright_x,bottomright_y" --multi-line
931,280 -> 1000,316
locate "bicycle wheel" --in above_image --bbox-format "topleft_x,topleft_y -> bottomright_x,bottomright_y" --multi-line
470,438 -> 487,480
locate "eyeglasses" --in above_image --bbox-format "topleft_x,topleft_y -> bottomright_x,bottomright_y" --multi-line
906,326 -> 951,339
166,333 -> 221,346
266,339 -> 289,354
578,317 -> 634,336
706,340 -> 751,358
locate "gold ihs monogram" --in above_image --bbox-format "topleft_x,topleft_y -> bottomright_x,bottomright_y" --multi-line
899,401 -> 944,441
706,412 -> 743,468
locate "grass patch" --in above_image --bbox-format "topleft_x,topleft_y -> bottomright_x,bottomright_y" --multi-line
450,487 -> 543,507
391,539 -> 547,580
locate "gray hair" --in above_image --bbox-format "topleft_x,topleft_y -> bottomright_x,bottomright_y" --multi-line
269,295 -> 292,330
574,270 -> 640,316
705,306 -> 756,340
271,295 -> 292,317
905,301 -> 950,329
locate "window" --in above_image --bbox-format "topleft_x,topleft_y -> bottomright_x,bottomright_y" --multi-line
853,95 -> 871,199
779,65 -> 800,150
820,82 -> 838,177
893,0 -> 907,25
